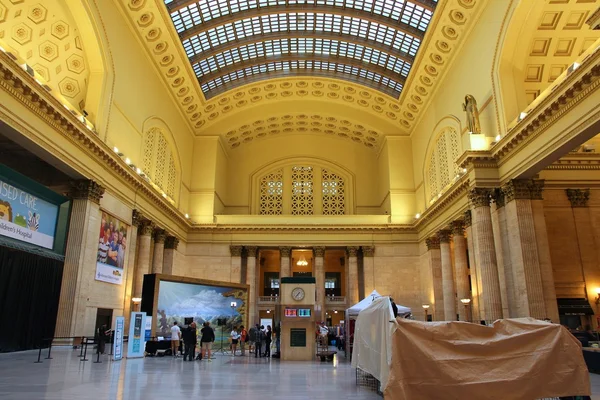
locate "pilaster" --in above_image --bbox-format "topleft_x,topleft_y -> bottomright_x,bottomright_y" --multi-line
451,221 -> 470,321
151,228 -> 166,274
314,246 -> 326,322
245,246 -> 257,325
347,246 -> 359,306
437,229 -> 455,321
362,246 -> 375,297
425,237 -> 444,321
280,246 -> 291,278
491,188 -> 513,318
134,219 -> 154,299
162,236 -> 180,275
464,210 -> 481,322
123,209 -> 141,332
229,245 -> 243,284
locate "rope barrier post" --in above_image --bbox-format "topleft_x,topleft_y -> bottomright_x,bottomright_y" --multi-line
109,332 -> 113,356
93,338 -> 102,363
81,338 -> 89,362
78,337 -> 85,358
34,344 -> 43,363
45,339 -> 53,360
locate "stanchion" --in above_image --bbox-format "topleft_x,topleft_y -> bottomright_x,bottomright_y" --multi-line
34,344 -> 43,363
78,338 -> 85,358
45,339 -> 53,360
93,346 -> 102,364
81,338 -> 89,362
109,332 -> 113,356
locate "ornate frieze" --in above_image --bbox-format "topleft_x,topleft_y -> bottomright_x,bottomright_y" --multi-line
313,246 -> 326,258
362,246 -> 375,257
502,179 -> 532,203
69,179 -> 104,204
450,220 -> 465,236
468,188 -> 492,208
347,246 -> 358,257
153,228 -> 166,243
279,246 -> 292,257
463,210 -> 472,227
425,237 -> 440,250
566,188 -> 590,208
437,229 -> 452,243
165,236 -> 180,250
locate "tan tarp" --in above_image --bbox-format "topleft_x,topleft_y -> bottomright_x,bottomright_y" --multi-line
384,318 -> 590,400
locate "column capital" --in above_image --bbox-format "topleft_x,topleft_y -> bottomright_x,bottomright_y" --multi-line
313,246 -> 326,257
346,246 -> 358,257
69,179 -> 105,204
468,188 -> 492,208
245,246 -> 257,257
165,236 -> 179,250
279,246 -> 291,257
139,220 -> 155,236
425,237 -> 440,250
463,210 -> 472,227
362,246 -> 375,257
450,220 -> 465,236
566,188 -> 590,207
437,229 -> 452,243
132,209 -> 144,228
153,228 -> 166,243
503,179 -> 532,203
530,179 -> 545,200
492,188 -> 505,208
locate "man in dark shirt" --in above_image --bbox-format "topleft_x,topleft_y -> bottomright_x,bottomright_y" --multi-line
182,322 -> 197,361
200,322 -> 215,362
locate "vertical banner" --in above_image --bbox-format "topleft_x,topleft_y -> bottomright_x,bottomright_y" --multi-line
112,316 -> 125,361
127,312 -> 146,358
95,212 -> 129,285
144,316 -> 152,341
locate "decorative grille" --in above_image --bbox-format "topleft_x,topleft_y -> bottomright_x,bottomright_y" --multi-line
259,169 -> 284,215
291,166 -> 314,215
322,168 -> 345,215
142,128 -> 156,179
426,127 -> 462,202
167,155 -> 177,199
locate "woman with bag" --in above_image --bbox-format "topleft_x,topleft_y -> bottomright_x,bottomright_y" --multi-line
230,326 -> 240,356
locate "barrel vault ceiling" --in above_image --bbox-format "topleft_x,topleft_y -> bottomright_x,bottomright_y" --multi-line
122,0 -> 484,150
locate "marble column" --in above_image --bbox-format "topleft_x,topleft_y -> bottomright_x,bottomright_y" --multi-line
469,188 -> 503,323
491,189 -> 514,318
464,210 -> 481,322
245,246 -> 257,326
362,246 -> 375,296
280,246 -> 291,278
566,188 -> 600,328
451,220 -> 470,321
347,246 -> 359,306
151,228 -> 166,274
314,247 -> 326,322
230,245 -> 242,284
123,209 -> 142,332
162,236 -> 180,275
503,179 -> 546,319
438,229 -> 456,321
426,237 -> 444,321
531,180 -> 559,322
55,180 -> 104,338
133,219 -> 154,299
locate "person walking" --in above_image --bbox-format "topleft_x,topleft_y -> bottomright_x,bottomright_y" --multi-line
240,325 -> 248,356
230,326 -> 240,356
249,324 -> 258,357
265,325 -> 273,358
170,321 -> 181,357
182,322 -> 197,361
253,324 -> 262,358
200,322 -> 215,362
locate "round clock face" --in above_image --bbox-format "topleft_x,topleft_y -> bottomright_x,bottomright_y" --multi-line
292,287 -> 305,301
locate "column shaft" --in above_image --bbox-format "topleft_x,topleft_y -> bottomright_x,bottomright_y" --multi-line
134,221 -> 154,299
122,210 -> 140,332
245,246 -> 257,326
347,247 -> 359,306
314,247 -> 326,322
151,229 -> 166,274
469,188 -> 503,322
163,236 -> 180,275
491,192 -> 514,317
465,213 -> 481,322
438,230 -> 456,321
362,247 -> 375,296
229,245 -> 242,284
451,222 -> 470,321
426,237 -> 444,321
280,247 -> 291,278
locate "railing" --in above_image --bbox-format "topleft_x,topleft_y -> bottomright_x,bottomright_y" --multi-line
326,296 -> 346,304
258,296 -> 279,304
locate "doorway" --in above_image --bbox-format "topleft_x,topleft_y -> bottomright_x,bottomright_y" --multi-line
95,308 -> 113,335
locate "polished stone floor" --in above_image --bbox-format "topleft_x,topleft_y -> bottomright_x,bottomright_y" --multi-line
2,346 -> 600,399
0,345 -> 381,399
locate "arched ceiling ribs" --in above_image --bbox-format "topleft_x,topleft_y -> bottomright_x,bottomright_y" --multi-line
198,55 -> 405,98
177,5 -> 426,42
188,31 -> 415,66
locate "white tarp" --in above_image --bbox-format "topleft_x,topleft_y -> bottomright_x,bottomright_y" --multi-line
351,296 -> 411,391
346,290 -> 382,318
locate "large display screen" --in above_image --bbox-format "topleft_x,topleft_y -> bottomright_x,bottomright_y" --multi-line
157,280 -> 246,344
0,177 -> 59,249
95,212 -> 129,285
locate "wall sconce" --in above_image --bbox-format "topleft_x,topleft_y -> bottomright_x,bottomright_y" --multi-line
266,309 -> 271,314
132,297 -> 142,304
422,304 -> 430,321
460,298 -> 471,305
595,288 -> 600,305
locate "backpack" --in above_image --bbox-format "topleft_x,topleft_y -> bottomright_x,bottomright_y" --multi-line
259,330 -> 266,342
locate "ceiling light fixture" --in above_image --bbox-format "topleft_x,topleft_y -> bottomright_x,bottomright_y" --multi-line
297,255 -> 308,266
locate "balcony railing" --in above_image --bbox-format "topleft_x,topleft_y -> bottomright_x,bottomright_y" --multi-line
258,296 -> 279,305
325,296 -> 346,304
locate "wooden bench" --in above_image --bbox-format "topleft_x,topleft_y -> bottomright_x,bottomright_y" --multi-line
316,350 -> 337,362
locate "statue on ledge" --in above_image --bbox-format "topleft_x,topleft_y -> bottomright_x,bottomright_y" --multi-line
462,94 -> 481,134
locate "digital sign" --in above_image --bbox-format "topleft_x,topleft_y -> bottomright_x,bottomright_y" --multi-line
285,308 -> 311,317
285,308 -> 297,317
298,308 -> 311,317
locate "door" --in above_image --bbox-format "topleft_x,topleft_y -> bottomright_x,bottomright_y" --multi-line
95,308 -> 113,338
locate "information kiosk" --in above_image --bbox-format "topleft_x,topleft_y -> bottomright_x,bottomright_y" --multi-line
279,277 -> 316,361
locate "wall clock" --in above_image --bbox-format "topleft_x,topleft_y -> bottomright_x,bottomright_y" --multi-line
292,287 -> 305,301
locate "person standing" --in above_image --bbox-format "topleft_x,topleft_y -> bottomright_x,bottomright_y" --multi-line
265,325 -> 273,358
230,326 -> 240,356
240,325 -> 248,356
170,321 -> 181,357
259,325 -> 267,357
182,322 -> 197,361
253,324 -> 262,358
200,322 -> 215,362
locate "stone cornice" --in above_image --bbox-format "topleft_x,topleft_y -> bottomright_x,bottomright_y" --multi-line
0,53 -> 190,230
190,223 -> 416,233
546,153 -> 600,170
586,5 -> 600,29
415,178 -> 470,229
457,150 -> 497,170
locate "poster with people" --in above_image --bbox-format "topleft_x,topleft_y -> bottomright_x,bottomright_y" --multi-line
95,212 -> 128,285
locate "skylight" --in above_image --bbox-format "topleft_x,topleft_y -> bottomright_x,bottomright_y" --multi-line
164,0 -> 437,98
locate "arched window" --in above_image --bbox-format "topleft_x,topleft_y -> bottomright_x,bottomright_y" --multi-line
426,127 -> 460,203
255,162 -> 351,215
141,127 -> 180,201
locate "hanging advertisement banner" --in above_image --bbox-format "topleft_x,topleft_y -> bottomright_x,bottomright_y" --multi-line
112,316 -> 125,361
95,212 -> 129,285
0,177 -> 59,249
127,312 -> 146,359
